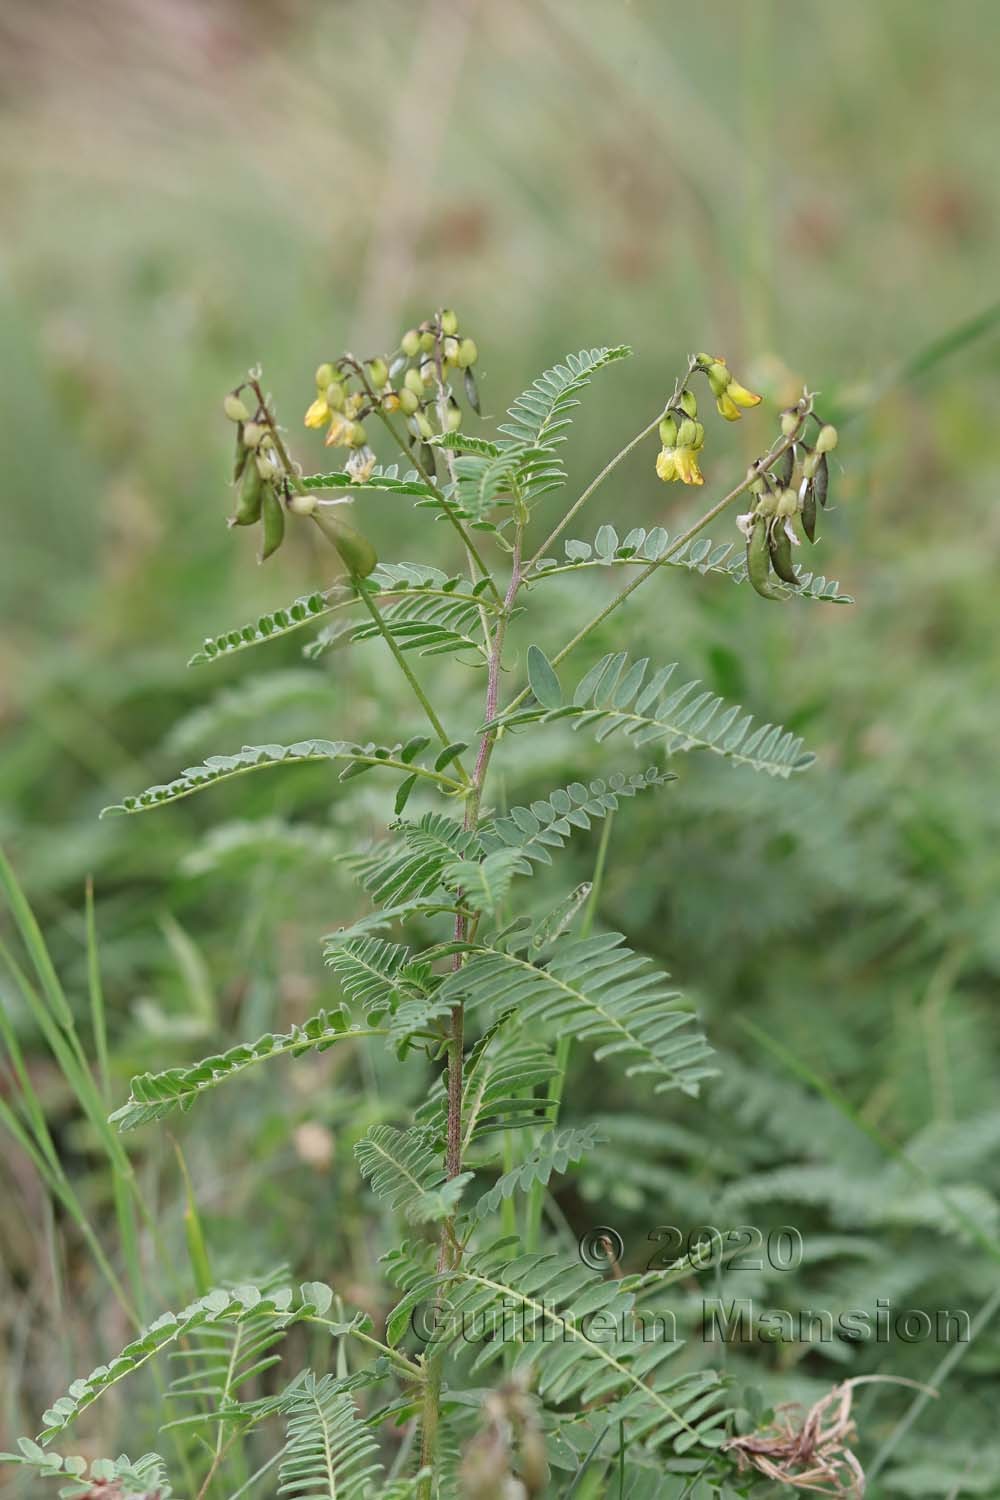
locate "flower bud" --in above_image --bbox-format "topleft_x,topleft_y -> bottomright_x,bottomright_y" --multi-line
440,308 -> 459,336
420,360 -> 437,388
368,357 -> 388,389
416,412 -> 434,440
242,421 -> 265,449
287,492 -> 317,517
707,361 -> 730,398
404,367 -> 424,397
419,330 -> 436,353
678,388 -> 698,419
802,450 -> 820,480
224,394 -> 250,423
347,421 -> 367,448
304,397 -> 330,429
815,424 -> 838,453
382,392 -> 401,413
442,336 -> 460,363
398,387 -> 420,415
676,418 -> 698,448
658,416 -> 677,446
457,337 -> 478,368
401,329 -> 421,357
315,362 -> 336,391
780,408 -> 799,437
325,381 -> 346,411
692,421 -> 705,448
446,402 -> 462,431
345,392 -> 365,418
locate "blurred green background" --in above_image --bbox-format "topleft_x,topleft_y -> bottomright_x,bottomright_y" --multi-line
2,0 -> 1000,1493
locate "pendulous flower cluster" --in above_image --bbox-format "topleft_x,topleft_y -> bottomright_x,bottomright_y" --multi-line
654,354 -> 762,487
737,405 -> 839,598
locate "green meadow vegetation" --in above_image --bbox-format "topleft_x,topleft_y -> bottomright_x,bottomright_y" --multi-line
1,2 -> 999,1496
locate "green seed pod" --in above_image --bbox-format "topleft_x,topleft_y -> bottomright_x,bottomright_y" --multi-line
230,452 -> 263,526
768,521 -> 801,586
233,427 -> 249,482
815,423 -> 839,453
658,416 -> 678,446
258,486 -> 285,561
774,444 -> 794,488
404,367 -> 424,397
287,491 -> 316,517
440,308 -> 459,336
678,388 -> 698,419
780,408 -> 799,437
224,393 -> 250,423
368,357 -> 388,389
814,452 -> 830,508
456,337 -> 478,368
746,517 -> 783,600
242,421 -> 265,449
463,365 -> 481,415
421,441 -> 439,480
398,386 -> 420,415
312,510 -> 378,577
801,483 -> 817,542
315,362 -> 336,391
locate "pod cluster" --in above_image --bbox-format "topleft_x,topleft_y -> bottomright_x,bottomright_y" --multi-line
304,308 -> 480,483
223,392 -> 290,564
738,413 -> 839,599
223,389 -> 377,578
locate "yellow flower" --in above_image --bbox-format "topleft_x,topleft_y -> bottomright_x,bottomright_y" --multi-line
716,390 -> 742,421
656,445 -> 703,485
304,397 -> 330,429
727,380 -> 762,410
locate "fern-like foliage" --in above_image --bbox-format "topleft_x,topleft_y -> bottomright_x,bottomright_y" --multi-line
34,1281 -> 343,1440
533,524 -> 853,603
469,1124 -> 606,1220
343,813 -> 482,910
441,848 -> 525,916
488,652 -> 814,778
301,464 -> 437,500
278,1373 -> 383,1500
355,1124 -> 472,1223
437,932 -> 715,1097
0,1447 -> 171,1497
165,1267 -> 290,1431
189,587 -> 347,665
416,1033 -> 560,1150
442,347 -> 632,518
387,1240 -> 730,1456
109,1009 -> 379,1132
324,937 -> 427,1023
306,566 -> 499,664
101,736 -> 464,817
480,769 -> 671,869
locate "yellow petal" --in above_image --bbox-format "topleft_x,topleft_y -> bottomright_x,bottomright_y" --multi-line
728,381 -> 762,409
717,391 -> 742,421
324,413 -> 350,447
304,398 -> 330,429
655,447 -> 678,482
675,446 -> 704,485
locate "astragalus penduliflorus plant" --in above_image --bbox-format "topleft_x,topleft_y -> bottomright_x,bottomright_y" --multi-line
3,314 -> 855,1499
